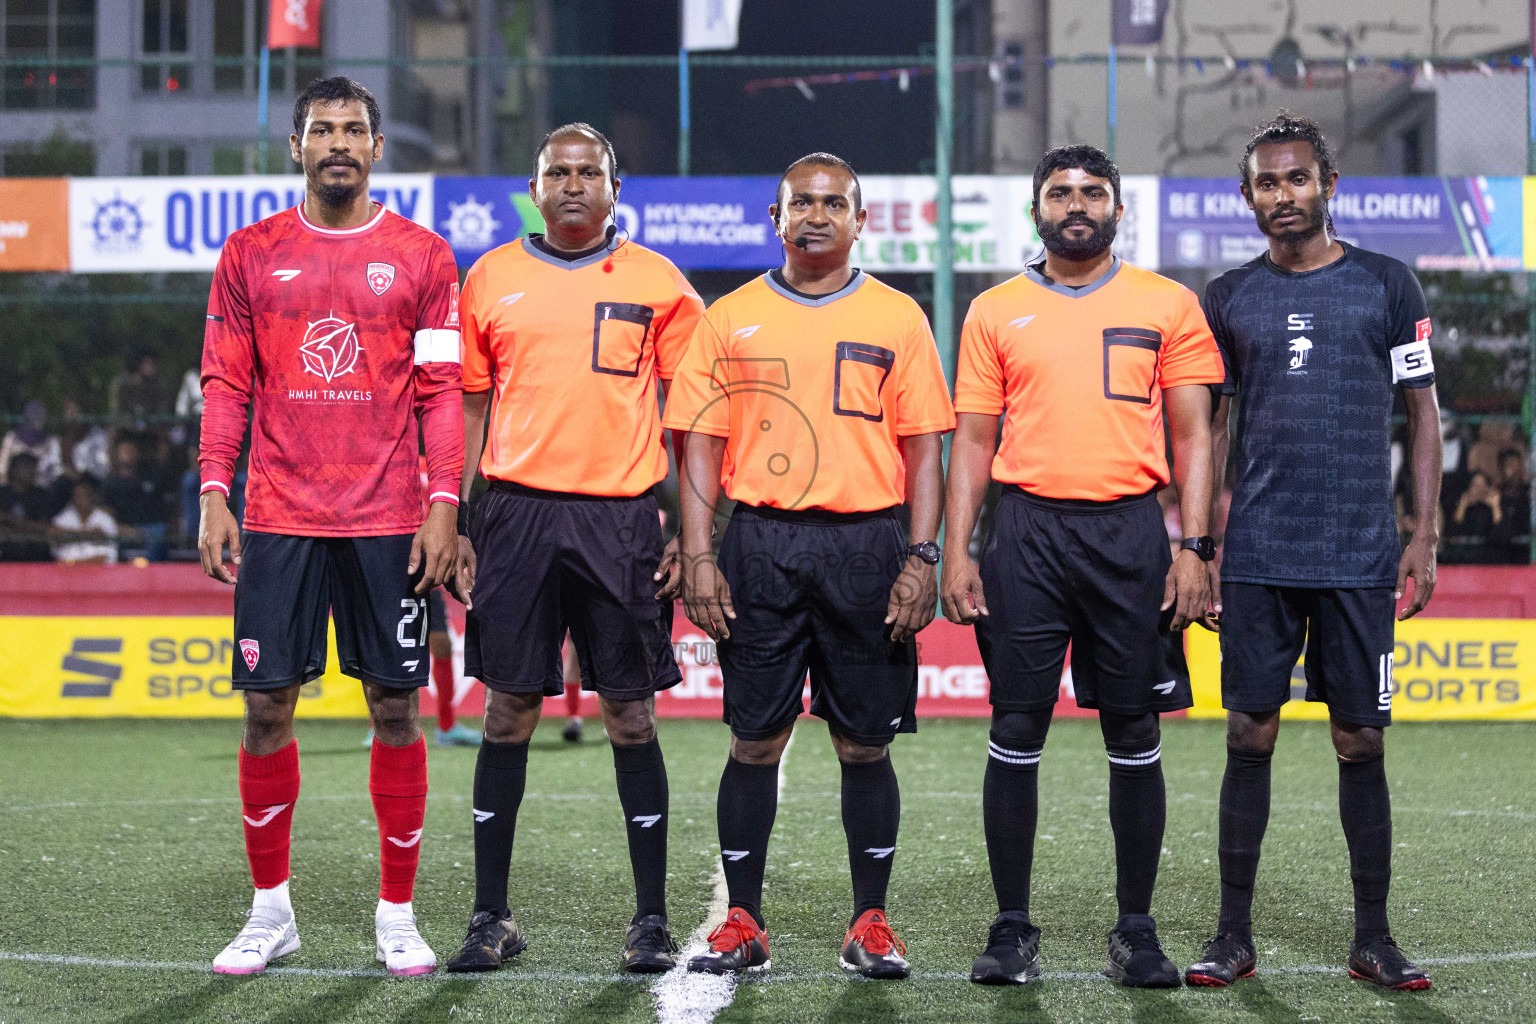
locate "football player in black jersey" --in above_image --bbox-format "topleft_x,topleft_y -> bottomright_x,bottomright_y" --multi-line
1186,112 -> 1440,992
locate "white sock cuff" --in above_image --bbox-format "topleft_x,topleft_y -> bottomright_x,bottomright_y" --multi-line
253,879 -> 292,913
377,898 -> 414,917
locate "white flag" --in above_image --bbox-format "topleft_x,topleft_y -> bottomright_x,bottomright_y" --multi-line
682,0 -> 742,51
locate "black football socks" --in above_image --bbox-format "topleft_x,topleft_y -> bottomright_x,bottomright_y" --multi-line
1339,752 -> 1393,944
841,756 -> 901,922
983,739 -> 1041,917
1216,746 -> 1273,940
613,738 -> 670,921
1106,745 -> 1166,919
716,757 -> 778,928
472,738 -> 529,916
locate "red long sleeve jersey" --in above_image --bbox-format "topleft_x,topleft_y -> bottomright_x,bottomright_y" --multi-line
199,204 -> 464,536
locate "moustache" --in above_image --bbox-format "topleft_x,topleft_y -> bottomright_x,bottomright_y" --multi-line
320,158 -> 360,169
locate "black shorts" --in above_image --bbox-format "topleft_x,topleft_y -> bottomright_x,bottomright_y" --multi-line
975,488 -> 1192,715
232,531 -> 430,691
463,482 -> 679,701
428,588 -> 447,634
1220,583 -> 1396,727
716,503 -> 918,747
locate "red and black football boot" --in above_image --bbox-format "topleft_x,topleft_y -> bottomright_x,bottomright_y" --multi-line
1185,933 -> 1257,987
1349,936 -> 1432,991
686,908 -> 770,975
840,909 -> 910,979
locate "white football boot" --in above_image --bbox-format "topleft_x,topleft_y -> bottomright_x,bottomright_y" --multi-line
213,882 -> 300,974
376,900 -> 436,976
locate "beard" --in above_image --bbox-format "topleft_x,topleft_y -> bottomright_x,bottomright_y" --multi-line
1257,195 -> 1327,242
309,158 -> 365,208
1037,212 -> 1117,260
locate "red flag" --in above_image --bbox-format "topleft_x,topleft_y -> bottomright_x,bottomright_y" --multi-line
267,0 -> 321,49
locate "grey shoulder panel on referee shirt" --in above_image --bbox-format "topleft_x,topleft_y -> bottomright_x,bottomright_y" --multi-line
762,269 -> 867,307
1021,256 -> 1122,298
521,239 -> 611,271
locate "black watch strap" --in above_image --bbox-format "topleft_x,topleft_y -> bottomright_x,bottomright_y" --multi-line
1180,535 -> 1215,561
907,540 -> 941,565
456,499 -> 474,538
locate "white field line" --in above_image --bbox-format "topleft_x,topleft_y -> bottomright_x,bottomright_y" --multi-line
652,729 -> 796,1024
4,948 -> 1532,984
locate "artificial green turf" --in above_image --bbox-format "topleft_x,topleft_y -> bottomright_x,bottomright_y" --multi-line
0,716 -> 1532,1023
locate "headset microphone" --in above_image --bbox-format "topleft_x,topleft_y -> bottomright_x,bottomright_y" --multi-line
604,223 -> 617,242
792,235 -> 810,249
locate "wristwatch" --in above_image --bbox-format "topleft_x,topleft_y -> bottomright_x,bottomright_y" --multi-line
1180,535 -> 1216,562
907,541 -> 941,565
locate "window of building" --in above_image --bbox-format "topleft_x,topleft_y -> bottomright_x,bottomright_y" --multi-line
140,0 -> 190,94
1,0 -> 96,110
138,143 -> 187,175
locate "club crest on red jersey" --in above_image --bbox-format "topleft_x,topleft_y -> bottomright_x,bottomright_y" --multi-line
298,316 -> 365,383
239,639 -> 260,671
366,262 -> 396,296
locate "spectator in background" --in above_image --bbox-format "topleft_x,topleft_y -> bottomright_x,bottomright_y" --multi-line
0,400 -> 63,488
102,438 -> 169,561
1466,420 -> 1517,483
108,349 -> 171,430
1491,448 -> 1531,562
59,398 -> 112,481
0,452 -> 62,561
1448,470 -> 1501,563
51,476 -> 118,564
175,367 -> 204,420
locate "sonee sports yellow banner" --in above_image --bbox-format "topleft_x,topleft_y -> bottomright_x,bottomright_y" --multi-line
0,617 -> 368,718
1186,618 -> 1536,721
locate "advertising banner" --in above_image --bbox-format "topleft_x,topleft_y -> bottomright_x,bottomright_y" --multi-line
1161,175 -> 1525,272
0,178 -> 70,271
434,175 -> 782,271
1186,618 -> 1536,721
0,612 -> 1094,720
850,174 -> 1159,274
434,174 -> 1161,275
67,174 -> 433,273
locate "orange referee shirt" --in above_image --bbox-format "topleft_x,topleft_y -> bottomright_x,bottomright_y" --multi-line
954,258 -> 1223,501
663,271 -> 956,512
461,238 -> 704,496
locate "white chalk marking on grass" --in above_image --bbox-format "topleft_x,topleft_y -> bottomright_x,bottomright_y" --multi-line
651,728 -> 796,1024
5,948 -> 1534,985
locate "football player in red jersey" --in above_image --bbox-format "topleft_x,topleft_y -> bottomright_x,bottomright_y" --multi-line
198,77 -> 462,976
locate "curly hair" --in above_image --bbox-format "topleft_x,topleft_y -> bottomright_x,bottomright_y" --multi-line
1031,144 -> 1120,207
1241,110 -> 1337,236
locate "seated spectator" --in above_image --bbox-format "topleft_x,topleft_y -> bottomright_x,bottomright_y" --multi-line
1448,470 -> 1501,564
108,349 -> 171,431
1466,420 -> 1518,483
102,438 -> 170,562
0,452 -> 63,561
1438,410 -> 1469,524
1491,448 -> 1531,562
58,398 -> 111,481
0,399 -> 63,487
51,476 -> 118,564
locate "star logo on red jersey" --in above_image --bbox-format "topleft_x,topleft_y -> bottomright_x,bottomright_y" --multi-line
298,316 -> 365,383
366,262 -> 395,296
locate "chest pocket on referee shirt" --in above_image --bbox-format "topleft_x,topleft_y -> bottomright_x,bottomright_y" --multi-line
1102,327 -> 1161,405
592,302 -> 656,377
832,341 -> 896,422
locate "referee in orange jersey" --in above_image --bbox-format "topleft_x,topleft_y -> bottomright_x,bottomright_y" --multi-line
666,153 -> 955,979
944,145 -> 1222,988
445,124 -> 704,975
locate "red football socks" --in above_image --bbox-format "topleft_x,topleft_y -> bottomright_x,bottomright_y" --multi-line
370,735 -> 428,903
433,656 -> 456,731
239,740 -> 300,889
564,681 -> 581,719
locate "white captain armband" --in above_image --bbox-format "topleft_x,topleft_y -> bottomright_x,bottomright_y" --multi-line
413,328 -> 461,365
1390,338 -> 1434,383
